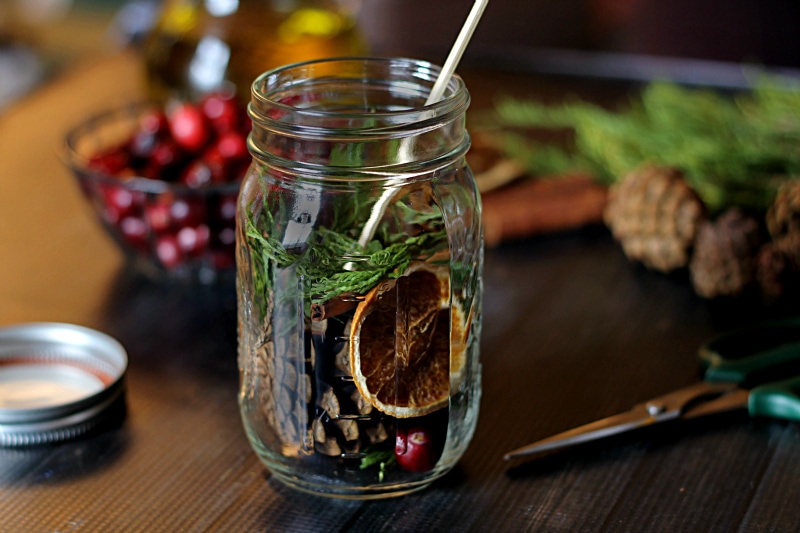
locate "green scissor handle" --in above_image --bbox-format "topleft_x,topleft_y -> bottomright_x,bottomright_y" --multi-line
749,376 -> 800,421
700,317 -> 800,421
699,317 -> 800,385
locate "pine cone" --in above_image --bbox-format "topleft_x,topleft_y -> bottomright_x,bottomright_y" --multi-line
254,314 -> 391,459
755,180 -> 800,298
766,179 -> 800,240
778,232 -> 800,269
604,165 -> 706,272
756,233 -> 800,298
311,319 -> 389,457
254,319 -> 315,458
756,242 -> 789,298
689,209 -> 763,298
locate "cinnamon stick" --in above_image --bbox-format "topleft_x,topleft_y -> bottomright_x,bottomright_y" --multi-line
481,173 -> 608,247
311,292 -> 362,321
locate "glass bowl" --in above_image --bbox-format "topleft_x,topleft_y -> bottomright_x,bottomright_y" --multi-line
64,102 -> 247,284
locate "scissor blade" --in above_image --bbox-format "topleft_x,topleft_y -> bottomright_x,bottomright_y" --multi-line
503,381 -> 738,461
681,388 -> 749,419
503,407 -> 668,460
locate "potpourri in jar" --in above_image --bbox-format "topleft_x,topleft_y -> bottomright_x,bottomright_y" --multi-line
236,58 -> 482,498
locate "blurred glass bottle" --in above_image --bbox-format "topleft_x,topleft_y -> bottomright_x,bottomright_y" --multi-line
141,0 -> 366,102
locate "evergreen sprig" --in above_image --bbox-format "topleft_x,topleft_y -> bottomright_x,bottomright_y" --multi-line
490,78 -> 800,212
359,446 -> 396,482
307,231 -> 447,303
245,194 -> 448,315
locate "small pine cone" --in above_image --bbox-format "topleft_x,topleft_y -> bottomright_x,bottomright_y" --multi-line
756,242 -> 790,298
766,179 -> 800,240
756,233 -> 800,297
604,165 -> 706,272
777,232 -> 800,268
255,332 -> 315,458
689,208 -> 763,298
311,319 -> 389,457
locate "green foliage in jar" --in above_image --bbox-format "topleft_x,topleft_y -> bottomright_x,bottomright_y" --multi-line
244,184 -> 449,321
359,447 -> 396,483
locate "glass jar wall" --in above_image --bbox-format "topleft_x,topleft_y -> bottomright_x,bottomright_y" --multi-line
236,58 -> 483,498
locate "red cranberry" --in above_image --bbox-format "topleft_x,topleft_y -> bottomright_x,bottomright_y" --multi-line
145,139 -> 184,181
177,224 -> 210,256
200,92 -> 241,133
140,109 -> 169,135
201,146 -> 232,183
118,216 -> 148,251
240,114 -> 252,135
88,149 -> 129,175
144,199 -> 172,233
100,184 -> 142,224
200,132 -> 250,183
129,111 -> 167,160
395,426 -> 438,472
215,194 -> 238,223
155,235 -> 182,269
168,102 -> 209,153
169,196 -> 206,227
215,226 -> 236,247
128,130 -> 157,161
215,131 -> 249,162
181,159 -> 214,188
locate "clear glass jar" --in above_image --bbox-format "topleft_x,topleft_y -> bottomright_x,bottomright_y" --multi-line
236,58 -> 482,498
141,0 -> 367,102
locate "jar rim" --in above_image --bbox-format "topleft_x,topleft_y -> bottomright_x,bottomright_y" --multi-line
249,57 -> 469,124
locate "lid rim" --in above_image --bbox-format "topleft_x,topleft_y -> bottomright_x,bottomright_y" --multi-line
0,323 -> 128,446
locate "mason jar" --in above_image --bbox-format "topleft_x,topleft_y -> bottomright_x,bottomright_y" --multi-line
236,58 -> 482,498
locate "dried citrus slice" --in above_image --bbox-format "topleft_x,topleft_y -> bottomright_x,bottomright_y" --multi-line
349,262 -> 466,418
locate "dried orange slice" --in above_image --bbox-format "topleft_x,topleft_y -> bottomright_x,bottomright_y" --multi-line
349,262 -> 466,418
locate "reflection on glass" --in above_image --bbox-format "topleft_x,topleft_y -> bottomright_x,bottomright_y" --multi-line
188,35 -> 230,92
205,0 -> 239,17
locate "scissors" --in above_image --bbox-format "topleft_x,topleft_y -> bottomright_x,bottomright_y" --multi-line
504,318 -> 800,461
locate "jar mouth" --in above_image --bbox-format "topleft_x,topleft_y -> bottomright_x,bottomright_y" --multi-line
247,57 -> 471,174
248,57 -> 469,134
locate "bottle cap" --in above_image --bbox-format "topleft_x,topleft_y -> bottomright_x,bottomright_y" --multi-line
0,322 -> 128,446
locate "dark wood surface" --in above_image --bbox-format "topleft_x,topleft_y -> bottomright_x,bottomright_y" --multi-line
1,52 -> 799,532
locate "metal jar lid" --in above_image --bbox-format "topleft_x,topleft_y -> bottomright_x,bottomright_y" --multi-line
0,322 -> 128,446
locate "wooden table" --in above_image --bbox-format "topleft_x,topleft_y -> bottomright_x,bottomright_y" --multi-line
1,51 -> 798,532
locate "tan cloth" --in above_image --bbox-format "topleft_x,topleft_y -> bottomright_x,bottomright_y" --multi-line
0,51 -> 144,324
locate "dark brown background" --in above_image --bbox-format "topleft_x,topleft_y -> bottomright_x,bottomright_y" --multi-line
358,0 -> 800,68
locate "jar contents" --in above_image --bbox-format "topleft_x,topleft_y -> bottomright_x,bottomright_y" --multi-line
236,58 -> 482,498
239,177 -> 480,493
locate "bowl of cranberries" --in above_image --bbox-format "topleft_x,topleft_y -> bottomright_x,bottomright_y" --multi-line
64,92 -> 251,284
